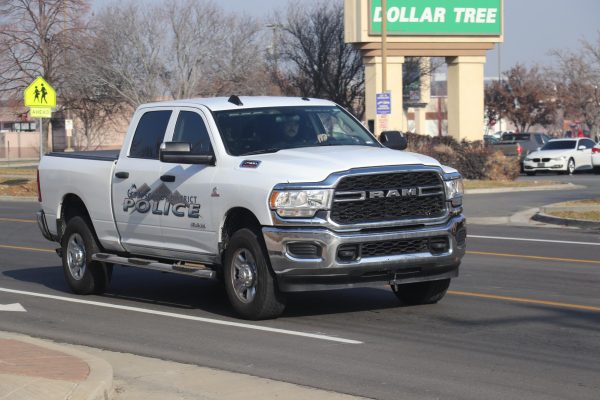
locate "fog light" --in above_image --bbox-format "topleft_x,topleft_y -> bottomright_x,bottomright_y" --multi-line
287,242 -> 321,259
337,245 -> 360,262
429,237 -> 449,255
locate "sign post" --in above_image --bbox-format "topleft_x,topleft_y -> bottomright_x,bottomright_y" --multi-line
376,92 -> 392,135
65,119 -> 73,151
24,77 -> 56,159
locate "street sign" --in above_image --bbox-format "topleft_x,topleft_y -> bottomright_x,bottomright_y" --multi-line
24,77 -> 56,108
376,92 -> 391,115
29,107 -> 52,118
65,119 -> 73,131
370,0 -> 502,36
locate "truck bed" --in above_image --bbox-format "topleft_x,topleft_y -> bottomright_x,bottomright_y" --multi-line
39,151 -> 121,251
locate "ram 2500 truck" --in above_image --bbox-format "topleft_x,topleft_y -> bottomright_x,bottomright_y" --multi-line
37,96 -> 466,320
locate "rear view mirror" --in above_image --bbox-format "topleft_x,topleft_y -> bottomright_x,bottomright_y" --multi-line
578,145 -> 586,151
160,142 -> 215,164
380,131 -> 408,150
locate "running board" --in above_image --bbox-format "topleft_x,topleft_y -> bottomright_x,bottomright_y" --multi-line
92,253 -> 216,279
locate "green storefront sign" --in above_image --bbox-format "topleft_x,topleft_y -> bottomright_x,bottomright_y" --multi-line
370,0 -> 502,36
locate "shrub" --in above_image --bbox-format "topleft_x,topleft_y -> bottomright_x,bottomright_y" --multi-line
404,133 -> 520,181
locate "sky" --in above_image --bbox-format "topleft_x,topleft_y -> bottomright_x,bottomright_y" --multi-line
94,0 -> 600,77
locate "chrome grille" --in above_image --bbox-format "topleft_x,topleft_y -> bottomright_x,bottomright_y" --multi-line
331,171 -> 446,225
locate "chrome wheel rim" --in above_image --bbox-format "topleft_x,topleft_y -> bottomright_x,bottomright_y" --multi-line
66,233 -> 86,281
568,159 -> 575,174
231,248 -> 257,304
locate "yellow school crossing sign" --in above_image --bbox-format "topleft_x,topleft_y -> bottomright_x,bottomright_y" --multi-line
24,77 -> 56,119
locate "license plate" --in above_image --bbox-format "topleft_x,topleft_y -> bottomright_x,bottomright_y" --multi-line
537,163 -> 545,167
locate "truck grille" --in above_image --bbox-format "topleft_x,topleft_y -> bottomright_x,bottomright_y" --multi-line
331,171 -> 446,225
358,236 -> 448,258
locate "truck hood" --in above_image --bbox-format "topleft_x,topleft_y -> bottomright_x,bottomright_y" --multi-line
236,145 -> 446,183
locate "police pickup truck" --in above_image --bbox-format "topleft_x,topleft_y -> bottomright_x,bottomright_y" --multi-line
37,96 -> 466,319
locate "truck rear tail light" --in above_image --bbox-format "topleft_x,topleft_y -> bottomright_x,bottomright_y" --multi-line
516,143 -> 523,156
592,147 -> 600,153
36,169 -> 42,202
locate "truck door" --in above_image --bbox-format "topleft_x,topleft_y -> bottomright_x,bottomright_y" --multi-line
158,108 -> 218,260
112,108 -> 175,256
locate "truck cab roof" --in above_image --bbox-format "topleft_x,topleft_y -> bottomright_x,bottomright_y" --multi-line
140,96 -> 336,112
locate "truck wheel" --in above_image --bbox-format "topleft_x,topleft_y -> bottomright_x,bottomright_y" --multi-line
594,167 -> 600,175
391,279 -> 451,306
61,216 -> 111,295
224,228 -> 286,320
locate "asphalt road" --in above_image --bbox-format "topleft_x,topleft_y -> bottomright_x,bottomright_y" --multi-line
1,179 -> 599,399
464,173 -> 600,218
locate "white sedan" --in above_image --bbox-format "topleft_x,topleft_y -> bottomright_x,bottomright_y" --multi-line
593,142 -> 600,174
523,138 -> 596,175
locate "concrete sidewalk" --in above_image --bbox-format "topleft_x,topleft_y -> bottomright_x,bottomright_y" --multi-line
0,332 -> 112,400
0,332 -> 365,400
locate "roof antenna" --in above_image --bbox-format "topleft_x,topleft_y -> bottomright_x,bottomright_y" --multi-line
228,95 -> 243,106
301,97 -> 310,101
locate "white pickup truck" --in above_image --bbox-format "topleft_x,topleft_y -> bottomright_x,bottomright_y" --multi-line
37,96 -> 466,319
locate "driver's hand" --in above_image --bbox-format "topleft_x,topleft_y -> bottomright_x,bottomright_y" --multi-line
317,133 -> 329,143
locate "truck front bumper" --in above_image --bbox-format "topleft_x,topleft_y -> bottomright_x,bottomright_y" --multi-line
263,215 -> 466,292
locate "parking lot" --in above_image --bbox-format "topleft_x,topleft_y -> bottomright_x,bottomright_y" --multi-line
0,173 -> 598,400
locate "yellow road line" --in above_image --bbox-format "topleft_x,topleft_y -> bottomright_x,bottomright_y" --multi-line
0,217 -> 35,224
466,250 -> 600,265
0,244 -> 54,253
449,290 -> 600,312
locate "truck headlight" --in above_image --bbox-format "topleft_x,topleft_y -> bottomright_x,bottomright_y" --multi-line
269,189 -> 333,218
444,178 -> 464,207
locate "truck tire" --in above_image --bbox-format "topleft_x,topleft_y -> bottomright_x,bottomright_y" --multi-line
391,278 -> 451,306
223,228 -> 286,320
594,167 -> 600,175
61,216 -> 111,295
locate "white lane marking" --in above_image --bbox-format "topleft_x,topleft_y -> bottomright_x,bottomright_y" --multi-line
0,287 -> 362,344
0,302 -> 26,312
468,235 -> 600,247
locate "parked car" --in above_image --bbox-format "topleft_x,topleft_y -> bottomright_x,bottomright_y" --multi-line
593,143 -> 600,174
36,96 -> 466,320
490,132 -> 551,169
523,138 -> 596,175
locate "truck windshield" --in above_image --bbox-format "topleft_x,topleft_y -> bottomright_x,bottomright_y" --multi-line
213,106 -> 380,156
541,140 -> 576,150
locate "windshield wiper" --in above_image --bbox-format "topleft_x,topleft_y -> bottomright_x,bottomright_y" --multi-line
241,148 -> 281,156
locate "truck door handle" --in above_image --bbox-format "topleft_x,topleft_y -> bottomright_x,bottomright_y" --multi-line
115,171 -> 129,179
160,174 -> 176,182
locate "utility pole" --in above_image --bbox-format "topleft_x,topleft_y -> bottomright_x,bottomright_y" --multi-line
498,43 -> 502,133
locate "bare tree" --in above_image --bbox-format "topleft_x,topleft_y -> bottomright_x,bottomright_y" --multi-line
160,0 -> 223,99
0,0 -> 88,94
81,3 -> 167,108
485,64 -> 558,133
551,48 -> 600,138
207,15 -> 274,96
270,2 -> 364,116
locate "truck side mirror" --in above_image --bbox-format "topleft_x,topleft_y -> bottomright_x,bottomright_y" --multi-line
380,131 -> 408,150
159,142 -> 215,165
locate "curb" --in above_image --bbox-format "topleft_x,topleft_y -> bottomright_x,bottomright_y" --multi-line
465,183 -> 583,195
0,331 -> 114,400
531,212 -> 600,230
